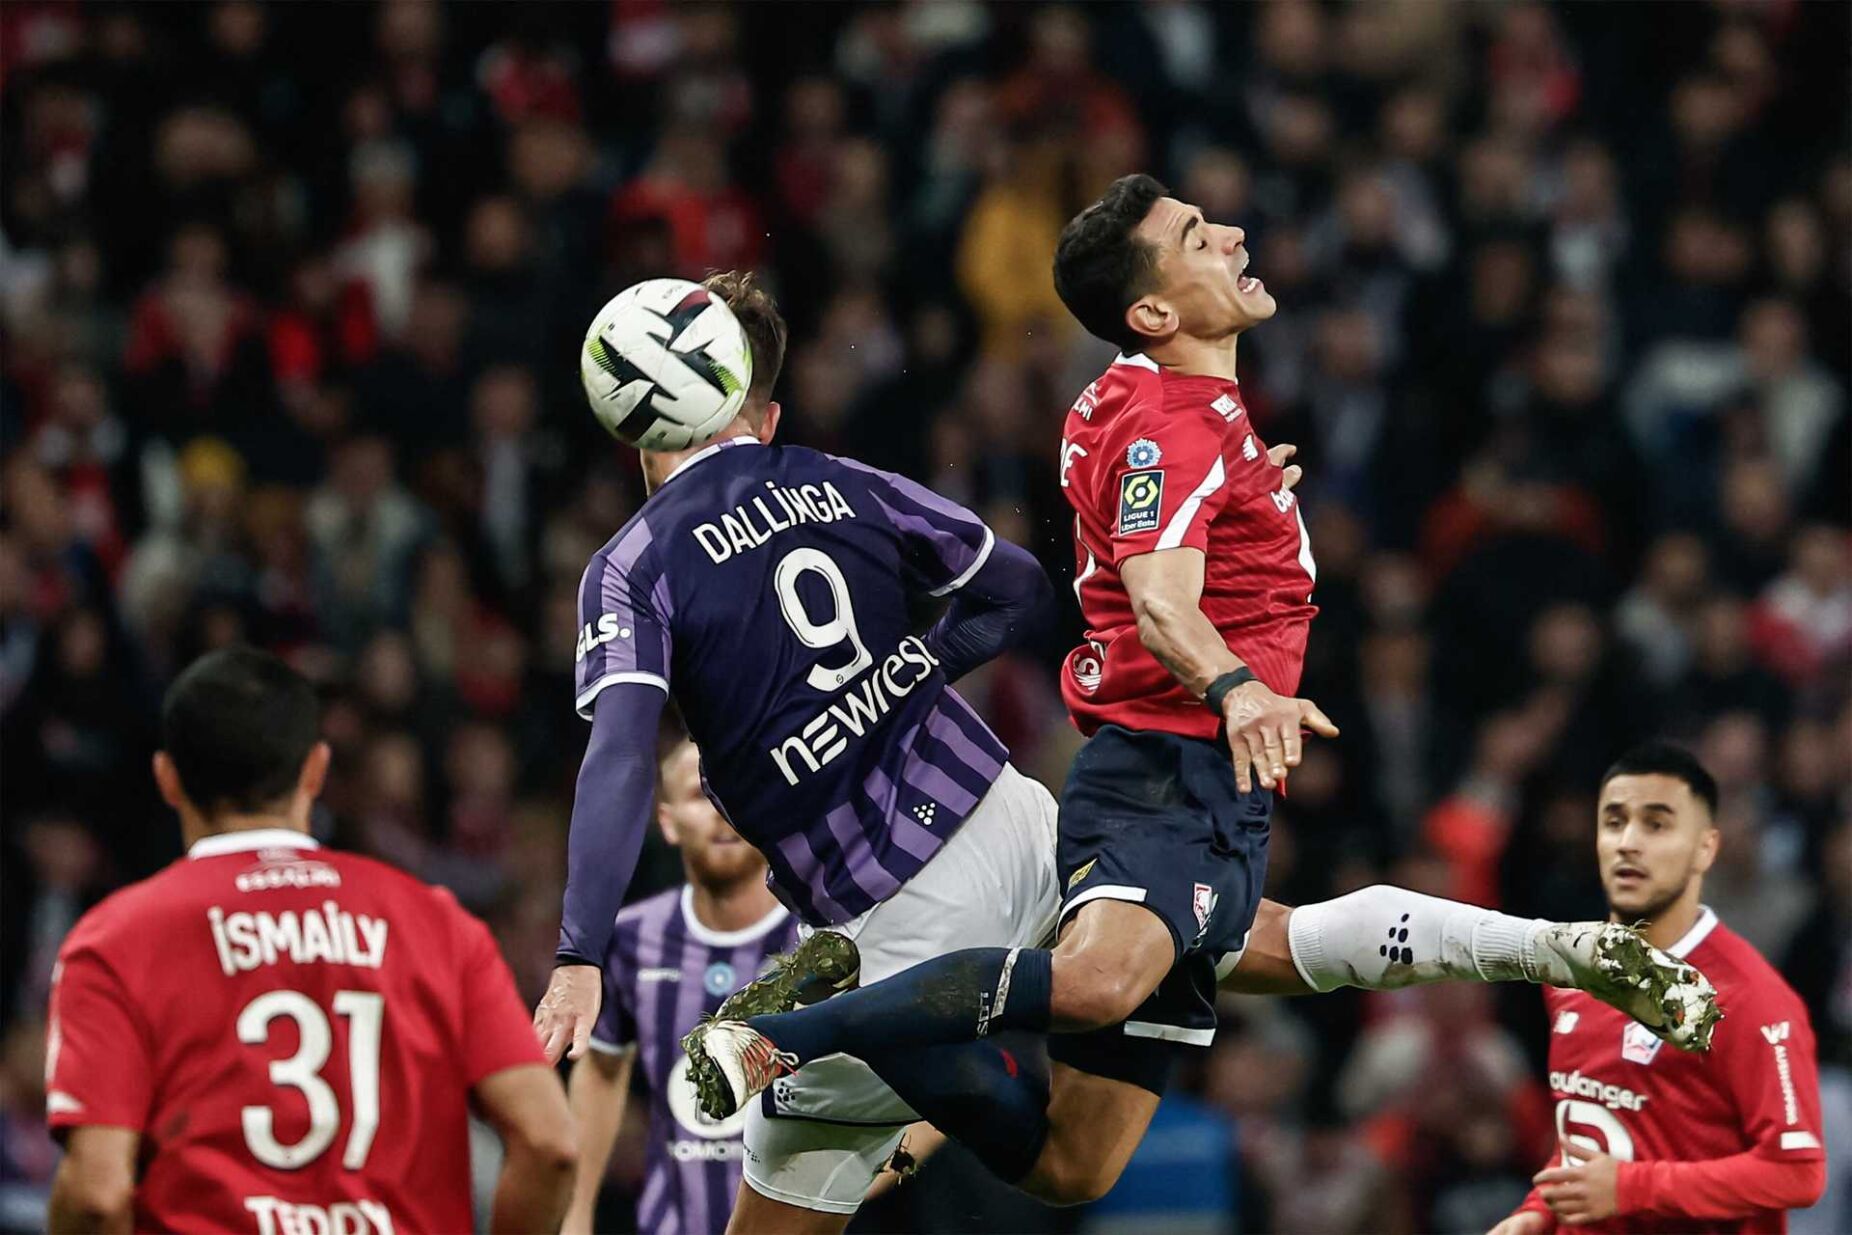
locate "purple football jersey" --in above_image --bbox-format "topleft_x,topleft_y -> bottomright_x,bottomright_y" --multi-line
574,438 -> 1010,925
590,886 -> 798,1235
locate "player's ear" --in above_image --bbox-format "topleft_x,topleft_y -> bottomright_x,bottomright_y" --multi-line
296,741 -> 332,804
1694,820 -> 1720,876
152,751 -> 189,814
656,800 -> 681,847
1124,295 -> 1176,347
755,401 -> 781,444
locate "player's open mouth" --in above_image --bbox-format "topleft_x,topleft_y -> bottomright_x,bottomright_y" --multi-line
1233,249 -> 1261,294
1611,865 -> 1646,883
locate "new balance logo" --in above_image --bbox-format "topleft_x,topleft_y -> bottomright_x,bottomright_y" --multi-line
1761,1021 -> 1791,1044
1211,394 -> 1242,421
1554,1010 -> 1580,1035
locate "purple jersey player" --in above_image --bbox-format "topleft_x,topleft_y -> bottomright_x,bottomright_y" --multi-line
533,272 -> 1063,1224
563,739 -> 797,1235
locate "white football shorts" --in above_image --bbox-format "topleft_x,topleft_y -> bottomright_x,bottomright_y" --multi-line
740,761 -> 1060,1214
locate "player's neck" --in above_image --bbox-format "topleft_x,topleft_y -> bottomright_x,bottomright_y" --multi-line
1147,332 -> 1239,383
1616,888 -> 1704,954
641,425 -> 760,495
687,876 -> 781,934
182,811 -> 310,850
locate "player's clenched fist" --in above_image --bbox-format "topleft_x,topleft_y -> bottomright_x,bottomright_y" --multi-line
535,963 -> 603,1064
1220,677 -> 1338,794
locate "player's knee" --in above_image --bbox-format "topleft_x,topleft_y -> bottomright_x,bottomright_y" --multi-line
1050,957 -> 1151,1030
1021,1154 -> 1121,1207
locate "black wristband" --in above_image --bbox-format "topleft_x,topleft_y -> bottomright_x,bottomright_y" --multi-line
555,951 -> 599,970
1203,667 -> 1258,716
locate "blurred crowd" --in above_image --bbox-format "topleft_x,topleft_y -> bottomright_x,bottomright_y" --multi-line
1,2 -> 1847,1232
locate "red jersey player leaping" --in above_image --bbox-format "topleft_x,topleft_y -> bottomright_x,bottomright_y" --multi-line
43,649 -> 578,1234
1491,743 -> 1827,1235
685,176 -> 1720,1219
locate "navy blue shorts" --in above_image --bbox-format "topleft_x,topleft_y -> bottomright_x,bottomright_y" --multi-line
1051,724 -> 1272,1076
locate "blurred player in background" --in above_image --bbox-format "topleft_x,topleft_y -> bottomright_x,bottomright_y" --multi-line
694,176 -> 1719,1214
563,737 -> 798,1235
44,649 -> 576,1235
1492,744 -> 1826,1235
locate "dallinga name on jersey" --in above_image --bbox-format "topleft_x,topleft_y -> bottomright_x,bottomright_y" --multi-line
693,481 -> 857,563
770,636 -> 940,785
207,901 -> 390,975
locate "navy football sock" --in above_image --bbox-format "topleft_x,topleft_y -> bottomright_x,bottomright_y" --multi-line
747,946 -> 1053,1066
866,1034 -> 1051,1184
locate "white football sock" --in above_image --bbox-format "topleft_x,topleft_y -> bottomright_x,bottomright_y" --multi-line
1286,885 -> 1550,993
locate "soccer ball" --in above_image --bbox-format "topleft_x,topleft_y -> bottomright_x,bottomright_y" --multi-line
580,278 -> 753,451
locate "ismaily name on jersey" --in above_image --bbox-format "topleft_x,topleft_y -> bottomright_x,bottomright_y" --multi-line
1549,1068 -> 1650,1112
206,901 -> 390,975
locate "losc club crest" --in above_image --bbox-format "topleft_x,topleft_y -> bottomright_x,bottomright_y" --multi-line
1621,1020 -> 1664,1066
1192,882 -> 1219,946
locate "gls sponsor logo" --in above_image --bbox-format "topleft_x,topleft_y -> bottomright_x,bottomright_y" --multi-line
769,636 -> 940,785
1549,1069 -> 1649,1112
576,614 -> 631,662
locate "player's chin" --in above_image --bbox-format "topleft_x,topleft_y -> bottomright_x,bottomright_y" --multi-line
1231,282 -> 1278,326
1602,881 -> 1655,919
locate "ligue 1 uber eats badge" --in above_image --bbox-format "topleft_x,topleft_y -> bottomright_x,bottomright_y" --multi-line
1119,470 -> 1164,534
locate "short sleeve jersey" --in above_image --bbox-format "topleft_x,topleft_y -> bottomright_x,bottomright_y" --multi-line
45,830 -> 544,1235
588,886 -> 798,1235
1532,910 -> 1825,1234
573,438 -> 1010,926
1058,353 -> 1318,739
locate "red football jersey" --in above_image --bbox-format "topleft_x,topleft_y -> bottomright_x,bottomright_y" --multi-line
1519,909 -> 1826,1234
46,829 -> 545,1235
1058,353 -> 1317,738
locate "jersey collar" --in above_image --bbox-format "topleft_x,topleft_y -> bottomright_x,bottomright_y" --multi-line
679,885 -> 789,947
661,436 -> 763,488
1666,905 -> 1719,959
188,828 -> 320,859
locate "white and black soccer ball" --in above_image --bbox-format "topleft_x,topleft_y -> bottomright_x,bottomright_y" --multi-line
580,278 -> 753,451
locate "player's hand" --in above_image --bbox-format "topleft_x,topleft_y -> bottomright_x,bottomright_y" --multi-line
1268,442 -> 1303,493
1220,679 -> 1338,793
1485,1211 -> 1548,1235
1534,1144 -> 1620,1225
534,964 -> 602,1064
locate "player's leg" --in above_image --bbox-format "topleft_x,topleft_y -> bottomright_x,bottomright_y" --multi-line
1220,889 -> 1722,1047
730,1100 -> 896,1235
687,753 -> 1181,1116
726,1185 -> 850,1235
1018,1061 -> 1162,1205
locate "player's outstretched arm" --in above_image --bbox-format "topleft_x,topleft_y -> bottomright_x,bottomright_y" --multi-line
538,684 -> 666,1063
476,1063 -> 579,1235
1120,546 -> 1336,793
47,1126 -> 137,1235
562,1048 -> 634,1235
